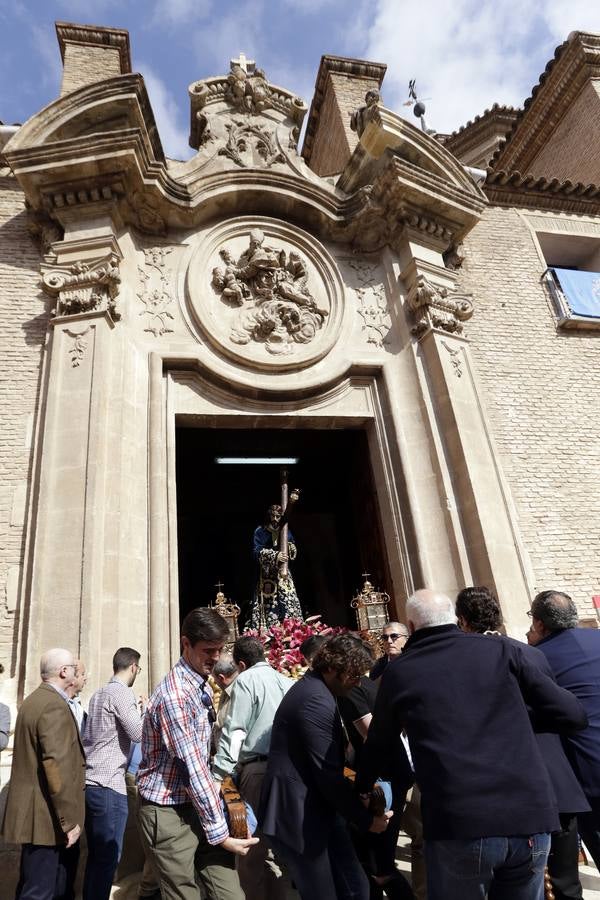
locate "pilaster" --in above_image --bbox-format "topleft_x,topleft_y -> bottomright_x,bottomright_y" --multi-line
397,233 -> 534,635
22,206 -> 123,694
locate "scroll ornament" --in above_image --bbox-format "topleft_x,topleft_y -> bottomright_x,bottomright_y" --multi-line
41,254 -> 121,320
212,229 -> 328,355
407,274 -> 473,336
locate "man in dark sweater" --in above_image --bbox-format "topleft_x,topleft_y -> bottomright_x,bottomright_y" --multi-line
456,585 -> 589,900
358,589 -> 587,900
530,590 -> 600,872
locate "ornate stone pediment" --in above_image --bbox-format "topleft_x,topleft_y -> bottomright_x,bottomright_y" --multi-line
187,217 -> 343,371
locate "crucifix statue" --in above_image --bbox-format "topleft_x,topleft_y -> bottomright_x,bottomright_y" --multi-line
249,467 -> 302,629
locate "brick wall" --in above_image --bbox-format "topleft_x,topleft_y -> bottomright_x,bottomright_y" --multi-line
60,42 -> 123,96
461,205 -> 600,615
0,176 -> 47,671
528,81 -> 600,184
309,72 -> 380,177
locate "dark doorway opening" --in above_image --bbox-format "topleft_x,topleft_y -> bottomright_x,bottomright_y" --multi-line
175,426 -> 391,629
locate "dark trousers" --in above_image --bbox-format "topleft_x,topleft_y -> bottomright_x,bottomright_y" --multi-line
270,816 -> 370,900
547,814 -> 582,900
578,796 -> 600,872
16,843 -> 79,900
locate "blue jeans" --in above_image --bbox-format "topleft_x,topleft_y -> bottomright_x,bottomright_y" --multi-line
425,833 -> 551,900
270,815 -> 370,900
83,785 -> 129,900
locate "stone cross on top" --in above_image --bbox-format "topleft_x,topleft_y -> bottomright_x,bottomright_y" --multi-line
230,52 -> 255,74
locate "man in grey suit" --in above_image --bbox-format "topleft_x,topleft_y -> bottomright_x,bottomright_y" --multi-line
2,648 -> 86,900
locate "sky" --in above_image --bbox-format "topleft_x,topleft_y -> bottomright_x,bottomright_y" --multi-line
2,0 -> 600,160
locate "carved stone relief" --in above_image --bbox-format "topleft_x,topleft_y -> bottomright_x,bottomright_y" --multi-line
406,274 -> 474,337
187,217 -> 343,371
65,325 -> 91,367
347,259 -> 391,347
219,121 -> 285,169
137,246 -> 175,337
212,228 -> 327,356
42,254 -> 121,320
441,340 -> 464,377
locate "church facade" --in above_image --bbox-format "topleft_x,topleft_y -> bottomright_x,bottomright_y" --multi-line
1,21 -> 600,743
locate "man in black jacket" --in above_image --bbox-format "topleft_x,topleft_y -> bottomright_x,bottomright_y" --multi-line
456,586 -> 589,900
259,633 -> 391,900
358,589 -> 587,900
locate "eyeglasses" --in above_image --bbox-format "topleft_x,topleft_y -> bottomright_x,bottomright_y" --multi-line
381,633 -> 408,642
526,611 -> 533,618
201,689 -> 217,725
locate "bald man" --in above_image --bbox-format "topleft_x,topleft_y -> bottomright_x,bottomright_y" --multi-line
358,589 -> 587,900
2,648 -> 86,900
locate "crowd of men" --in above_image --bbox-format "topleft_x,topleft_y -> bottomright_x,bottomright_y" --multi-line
2,586 -> 600,900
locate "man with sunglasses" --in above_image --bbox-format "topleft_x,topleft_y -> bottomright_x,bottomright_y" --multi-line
369,622 -> 409,682
137,607 -> 257,900
529,589 -> 600,873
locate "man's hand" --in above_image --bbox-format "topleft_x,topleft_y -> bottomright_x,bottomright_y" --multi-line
138,694 -> 148,713
65,824 -> 81,847
368,811 -> 393,834
220,835 -> 259,856
276,552 -> 288,564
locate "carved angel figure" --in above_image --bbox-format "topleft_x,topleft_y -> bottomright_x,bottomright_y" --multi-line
212,230 -> 328,355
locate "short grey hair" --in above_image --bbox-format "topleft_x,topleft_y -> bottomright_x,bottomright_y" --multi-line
532,591 -> 578,632
213,653 -> 237,678
40,648 -> 74,680
406,589 -> 456,631
382,621 -> 409,637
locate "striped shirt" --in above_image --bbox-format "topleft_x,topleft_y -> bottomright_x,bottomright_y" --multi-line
136,656 -> 228,846
83,677 -> 143,794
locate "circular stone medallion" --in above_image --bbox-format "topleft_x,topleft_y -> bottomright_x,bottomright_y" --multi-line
186,217 -> 343,371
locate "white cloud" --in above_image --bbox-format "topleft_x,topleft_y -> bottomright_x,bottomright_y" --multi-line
192,1 -> 265,75
138,62 -> 192,160
361,0 -> 600,136
149,0 -> 212,27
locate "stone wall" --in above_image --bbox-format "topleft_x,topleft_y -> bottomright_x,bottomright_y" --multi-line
461,204 -> 600,616
0,175 -> 46,679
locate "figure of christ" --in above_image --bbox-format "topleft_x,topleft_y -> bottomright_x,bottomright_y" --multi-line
249,503 -> 303,628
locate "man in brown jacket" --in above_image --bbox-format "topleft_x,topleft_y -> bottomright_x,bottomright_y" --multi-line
2,648 -> 86,900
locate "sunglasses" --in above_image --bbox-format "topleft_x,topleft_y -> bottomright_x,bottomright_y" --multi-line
381,633 -> 408,642
201,689 -> 217,725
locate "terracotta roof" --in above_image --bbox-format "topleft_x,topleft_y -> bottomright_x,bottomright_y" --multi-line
446,103 -> 520,141
484,168 -> 600,213
489,33 -> 600,173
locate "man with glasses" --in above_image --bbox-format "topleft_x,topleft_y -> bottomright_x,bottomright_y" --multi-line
369,622 -> 409,681
2,648 -> 85,900
82,646 -> 145,900
137,607 -> 257,900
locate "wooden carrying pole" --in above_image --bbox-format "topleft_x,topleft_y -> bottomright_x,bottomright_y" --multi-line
280,468 -> 289,578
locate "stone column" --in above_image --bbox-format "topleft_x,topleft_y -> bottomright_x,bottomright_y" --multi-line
22,207 -> 122,694
397,231 -> 534,636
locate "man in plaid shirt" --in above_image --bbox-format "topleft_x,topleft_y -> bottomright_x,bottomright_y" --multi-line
137,608 -> 257,899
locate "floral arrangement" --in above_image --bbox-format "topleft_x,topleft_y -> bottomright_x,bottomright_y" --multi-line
244,615 -> 346,678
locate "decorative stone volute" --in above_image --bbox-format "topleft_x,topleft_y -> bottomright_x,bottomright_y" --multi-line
406,273 -> 474,337
41,251 -> 122,321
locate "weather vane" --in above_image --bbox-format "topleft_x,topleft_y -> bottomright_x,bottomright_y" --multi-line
403,79 -> 434,134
